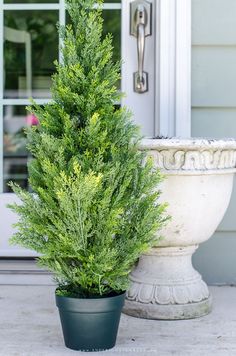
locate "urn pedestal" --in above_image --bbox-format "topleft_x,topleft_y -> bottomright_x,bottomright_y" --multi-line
124,138 -> 236,319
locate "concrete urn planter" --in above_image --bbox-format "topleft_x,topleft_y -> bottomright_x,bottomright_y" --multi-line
124,138 -> 236,320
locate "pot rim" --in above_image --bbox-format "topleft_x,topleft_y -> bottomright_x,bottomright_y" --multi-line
55,289 -> 126,301
55,290 -> 126,313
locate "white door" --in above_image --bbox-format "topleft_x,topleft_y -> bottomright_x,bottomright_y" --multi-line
0,0 -> 191,257
0,0 -> 126,257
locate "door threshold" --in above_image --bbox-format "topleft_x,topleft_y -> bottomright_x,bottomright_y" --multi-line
0,258 -> 55,285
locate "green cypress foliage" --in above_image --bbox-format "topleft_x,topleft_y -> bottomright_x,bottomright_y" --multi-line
9,0 -> 167,297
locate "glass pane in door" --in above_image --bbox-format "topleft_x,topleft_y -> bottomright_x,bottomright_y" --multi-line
4,10 -> 59,99
3,105 -> 34,192
102,9 -> 121,64
2,5 -> 121,192
66,7 -> 121,63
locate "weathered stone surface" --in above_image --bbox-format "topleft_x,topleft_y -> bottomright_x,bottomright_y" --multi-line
0,286 -> 236,355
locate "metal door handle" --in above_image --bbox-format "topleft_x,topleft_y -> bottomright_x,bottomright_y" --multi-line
130,0 -> 152,94
137,7 -> 145,91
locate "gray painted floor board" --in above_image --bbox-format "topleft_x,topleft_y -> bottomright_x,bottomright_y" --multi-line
0,286 -> 235,355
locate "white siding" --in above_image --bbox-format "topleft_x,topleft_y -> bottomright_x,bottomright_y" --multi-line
192,0 -> 236,283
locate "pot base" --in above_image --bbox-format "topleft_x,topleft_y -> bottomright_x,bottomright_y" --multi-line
123,295 -> 212,320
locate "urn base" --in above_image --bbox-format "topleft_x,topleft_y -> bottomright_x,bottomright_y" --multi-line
123,296 -> 212,320
124,246 -> 212,320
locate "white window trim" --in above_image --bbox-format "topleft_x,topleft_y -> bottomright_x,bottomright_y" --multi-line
2,3 -> 121,10
156,0 -> 191,137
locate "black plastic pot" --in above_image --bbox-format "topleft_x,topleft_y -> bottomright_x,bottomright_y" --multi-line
56,291 -> 126,352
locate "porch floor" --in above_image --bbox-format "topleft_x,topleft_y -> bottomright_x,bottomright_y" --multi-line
0,286 -> 236,356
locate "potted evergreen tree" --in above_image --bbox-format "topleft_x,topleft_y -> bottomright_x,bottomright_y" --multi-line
8,0 -> 167,351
